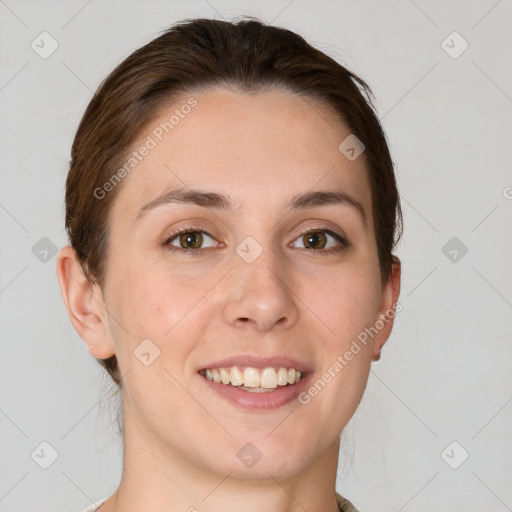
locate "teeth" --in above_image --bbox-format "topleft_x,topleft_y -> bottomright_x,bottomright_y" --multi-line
238,386 -> 275,393
243,367 -> 260,388
202,366 -> 303,388
231,366 -> 243,386
220,368 -> 230,385
261,368 -> 278,389
277,367 -> 289,386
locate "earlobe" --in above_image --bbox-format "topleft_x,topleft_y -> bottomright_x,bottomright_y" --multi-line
56,246 -> 115,359
372,256 -> 401,361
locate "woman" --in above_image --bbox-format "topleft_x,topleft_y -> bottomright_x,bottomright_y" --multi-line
57,17 -> 401,512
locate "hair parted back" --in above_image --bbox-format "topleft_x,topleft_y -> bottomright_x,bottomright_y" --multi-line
65,16 -> 402,387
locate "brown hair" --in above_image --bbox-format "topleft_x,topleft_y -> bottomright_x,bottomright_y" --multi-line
65,16 -> 402,387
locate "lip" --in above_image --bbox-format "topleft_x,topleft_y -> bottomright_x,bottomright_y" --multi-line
197,354 -> 313,411
199,370 -> 313,410
198,355 -> 313,373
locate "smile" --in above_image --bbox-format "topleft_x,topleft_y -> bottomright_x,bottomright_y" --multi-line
199,366 -> 303,391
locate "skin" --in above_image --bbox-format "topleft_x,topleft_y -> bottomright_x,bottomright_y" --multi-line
57,88 -> 400,512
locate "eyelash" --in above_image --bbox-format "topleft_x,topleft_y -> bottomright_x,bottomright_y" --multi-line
163,224 -> 350,256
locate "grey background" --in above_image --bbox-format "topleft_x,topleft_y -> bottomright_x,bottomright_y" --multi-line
1,1 -> 511,511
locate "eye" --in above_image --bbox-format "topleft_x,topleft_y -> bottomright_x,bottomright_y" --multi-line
290,229 -> 349,252
164,229 -> 218,253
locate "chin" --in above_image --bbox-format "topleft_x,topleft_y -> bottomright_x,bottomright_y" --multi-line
220,458 -> 305,482
209,434 -> 311,481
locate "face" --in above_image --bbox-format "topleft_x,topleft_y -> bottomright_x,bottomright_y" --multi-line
87,88 -> 399,480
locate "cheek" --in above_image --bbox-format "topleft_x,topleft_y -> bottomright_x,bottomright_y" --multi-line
106,257 -> 220,378
301,260 -> 382,343
106,265 -> 203,418
296,262 -> 380,410
108,256 -> 195,337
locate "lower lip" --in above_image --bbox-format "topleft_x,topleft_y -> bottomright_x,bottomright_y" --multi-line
199,373 -> 312,410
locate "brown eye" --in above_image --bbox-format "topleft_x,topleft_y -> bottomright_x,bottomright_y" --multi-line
290,229 -> 349,253
165,229 -> 218,253
178,231 -> 203,249
303,232 -> 327,249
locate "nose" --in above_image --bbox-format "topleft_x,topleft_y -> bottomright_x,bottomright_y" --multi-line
222,250 -> 300,333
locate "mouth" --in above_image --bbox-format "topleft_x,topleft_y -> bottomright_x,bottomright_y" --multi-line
199,365 -> 305,392
197,356 -> 312,410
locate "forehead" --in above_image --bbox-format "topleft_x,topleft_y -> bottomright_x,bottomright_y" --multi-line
111,87 -> 371,220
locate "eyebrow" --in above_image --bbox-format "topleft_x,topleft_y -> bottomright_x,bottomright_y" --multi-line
134,186 -> 366,224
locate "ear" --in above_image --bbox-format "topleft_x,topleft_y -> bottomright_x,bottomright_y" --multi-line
371,256 -> 401,361
56,246 -> 115,359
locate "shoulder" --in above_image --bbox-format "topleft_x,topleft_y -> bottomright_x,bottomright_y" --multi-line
335,492 -> 360,512
82,499 -> 107,512
84,495 -> 355,511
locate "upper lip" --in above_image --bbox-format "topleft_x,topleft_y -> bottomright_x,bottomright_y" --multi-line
199,355 -> 312,373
